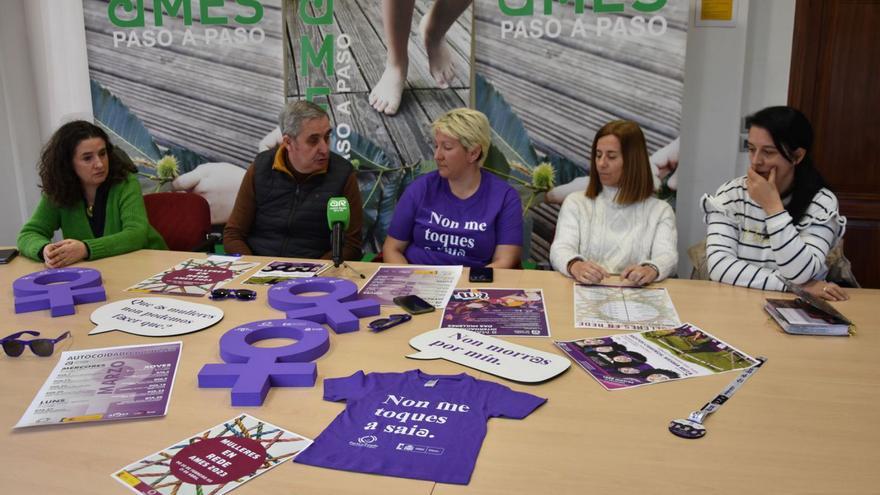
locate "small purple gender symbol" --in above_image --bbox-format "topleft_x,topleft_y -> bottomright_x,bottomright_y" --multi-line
268,277 -> 380,334
198,319 -> 330,407
13,267 -> 107,317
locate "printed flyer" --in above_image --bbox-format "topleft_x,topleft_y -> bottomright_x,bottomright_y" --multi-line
441,288 -> 550,337
359,265 -> 462,308
243,260 -> 330,285
555,323 -> 758,391
574,284 -> 681,331
127,258 -> 259,297
113,414 -> 312,495
15,342 -> 182,428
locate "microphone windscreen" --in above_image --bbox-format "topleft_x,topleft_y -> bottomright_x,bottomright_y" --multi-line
327,197 -> 350,230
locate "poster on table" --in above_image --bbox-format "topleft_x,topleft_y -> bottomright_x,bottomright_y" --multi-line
441,288 -> 551,337
574,284 -> 681,331
360,265 -> 462,308
285,0 -> 473,253
555,323 -> 758,391
474,0 -> 689,263
113,414 -> 312,495
126,258 -> 259,297
83,0 -> 284,222
243,260 -> 329,285
15,342 -> 182,428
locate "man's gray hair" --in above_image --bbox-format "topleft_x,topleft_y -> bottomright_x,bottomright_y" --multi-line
279,100 -> 328,137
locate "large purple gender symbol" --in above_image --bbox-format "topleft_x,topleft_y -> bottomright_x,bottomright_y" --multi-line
198,319 -> 330,406
268,277 -> 380,334
13,267 -> 107,317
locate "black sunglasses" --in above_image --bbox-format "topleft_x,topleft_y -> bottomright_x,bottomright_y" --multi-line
1,330 -> 71,357
369,313 -> 412,332
210,288 -> 257,301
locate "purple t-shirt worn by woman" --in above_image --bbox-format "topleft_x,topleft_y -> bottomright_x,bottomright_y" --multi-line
387,169 -> 523,267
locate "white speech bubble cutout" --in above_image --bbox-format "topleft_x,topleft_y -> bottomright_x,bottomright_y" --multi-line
90,297 -> 224,337
408,328 -> 570,383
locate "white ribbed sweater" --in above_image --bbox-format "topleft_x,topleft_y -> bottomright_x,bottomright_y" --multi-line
549,187 -> 678,280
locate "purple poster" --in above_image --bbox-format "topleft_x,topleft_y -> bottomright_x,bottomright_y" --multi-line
15,342 -> 182,428
442,288 -> 551,337
555,324 -> 758,391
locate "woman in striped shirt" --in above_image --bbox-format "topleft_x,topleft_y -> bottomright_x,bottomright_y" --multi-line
701,106 -> 848,301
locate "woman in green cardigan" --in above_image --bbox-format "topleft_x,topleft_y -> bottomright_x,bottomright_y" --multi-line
17,120 -> 166,268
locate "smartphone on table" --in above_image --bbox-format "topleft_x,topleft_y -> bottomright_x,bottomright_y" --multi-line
392,295 -> 435,315
469,267 -> 494,283
0,248 -> 19,264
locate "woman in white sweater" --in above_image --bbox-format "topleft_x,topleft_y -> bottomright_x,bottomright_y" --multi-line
701,106 -> 848,301
550,120 -> 678,286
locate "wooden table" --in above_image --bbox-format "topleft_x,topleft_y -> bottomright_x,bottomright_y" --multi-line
1,250 -> 878,494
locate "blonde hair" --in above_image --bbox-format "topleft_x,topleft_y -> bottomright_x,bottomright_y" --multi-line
585,120 -> 654,205
431,108 -> 491,167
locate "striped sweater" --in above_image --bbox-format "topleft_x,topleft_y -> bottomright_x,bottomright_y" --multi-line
701,177 -> 846,291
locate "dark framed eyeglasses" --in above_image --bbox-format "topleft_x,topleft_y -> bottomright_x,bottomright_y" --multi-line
1,330 -> 71,357
369,313 -> 412,332
210,288 -> 257,301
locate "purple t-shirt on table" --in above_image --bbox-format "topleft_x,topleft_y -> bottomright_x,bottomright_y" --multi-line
293,370 -> 546,485
387,170 -> 523,267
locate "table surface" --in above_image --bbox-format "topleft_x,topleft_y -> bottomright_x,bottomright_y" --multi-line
1,250 -> 878,495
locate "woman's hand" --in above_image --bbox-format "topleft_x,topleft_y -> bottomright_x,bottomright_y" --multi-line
43,239 -> 88,268
746,167 -> 785,215
569,260 -> 609,285
802,279 -> 849,301
621,264 -> 659,286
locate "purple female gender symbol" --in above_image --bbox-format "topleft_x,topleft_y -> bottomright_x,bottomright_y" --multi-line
198,319 -> 330,406
268,277 -> 380,334
13,267 -> 107,317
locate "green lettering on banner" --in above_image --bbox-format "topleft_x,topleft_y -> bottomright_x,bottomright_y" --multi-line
498,0 -> 533,16
594,0 -> 625,13
300,0 -> 334,25
108,0 -> 145,28
634,0 -> 667,13
498,0 -> 585,16
301,35 -> 335,76
235,0 -> 264,25
305,87 -> 331,110
200,0 -> 227,25
154,0 -> 192,27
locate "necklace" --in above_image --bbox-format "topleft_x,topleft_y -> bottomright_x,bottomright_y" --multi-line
86,204 -> 94,218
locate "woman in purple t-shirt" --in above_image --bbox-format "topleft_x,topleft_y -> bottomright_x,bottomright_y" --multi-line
383,108 -> 523,268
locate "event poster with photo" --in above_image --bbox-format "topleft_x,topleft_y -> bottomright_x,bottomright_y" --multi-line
442,288 -> 551,337
285,0 -> 473,252
113,414 -> 312,495
555,324 -> 758,391
360,265 -> 462,307
16,342 -> 181,428
127,258 -> 259,297
574,285 -> 681,331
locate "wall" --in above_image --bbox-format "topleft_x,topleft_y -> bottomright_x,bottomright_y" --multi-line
0,0 -> 92,245
675,0 -> 796,277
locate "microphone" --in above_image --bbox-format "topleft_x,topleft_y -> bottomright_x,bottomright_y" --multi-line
326,197 -> 350,268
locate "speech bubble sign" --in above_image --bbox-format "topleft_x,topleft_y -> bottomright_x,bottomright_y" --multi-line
90,297 -> 224,336
408,328 -> 570,383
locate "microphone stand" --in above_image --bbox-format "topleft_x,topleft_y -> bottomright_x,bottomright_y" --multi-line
329,222 -> 366,279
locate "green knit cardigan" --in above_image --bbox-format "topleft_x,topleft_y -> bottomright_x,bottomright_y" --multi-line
17,174 -> 167,261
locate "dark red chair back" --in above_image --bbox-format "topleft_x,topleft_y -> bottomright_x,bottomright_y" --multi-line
143,192 -> 211,252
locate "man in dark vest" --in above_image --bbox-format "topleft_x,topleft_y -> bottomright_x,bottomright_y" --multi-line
223,101 -> 363,259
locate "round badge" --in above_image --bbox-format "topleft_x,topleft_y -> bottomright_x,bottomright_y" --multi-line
668,418 -> 706,439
